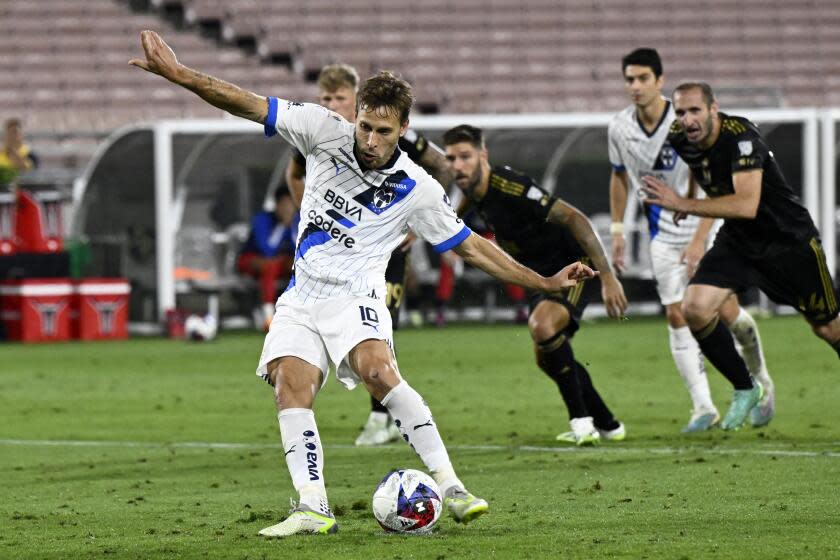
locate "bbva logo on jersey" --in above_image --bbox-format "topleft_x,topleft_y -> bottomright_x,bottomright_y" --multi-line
354,171 -> 417,215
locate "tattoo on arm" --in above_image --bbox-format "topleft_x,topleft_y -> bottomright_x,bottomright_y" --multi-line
548,200 -> 612,274
182,67 -> 268,123
419,146 -> 456,186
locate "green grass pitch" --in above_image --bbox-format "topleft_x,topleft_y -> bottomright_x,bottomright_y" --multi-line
1,316 -> 839,559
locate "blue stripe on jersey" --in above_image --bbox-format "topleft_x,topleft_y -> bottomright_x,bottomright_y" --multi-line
432,225 -> 472,253
645,203 -> 663,239
296,230 -> 330,259
326,209 -> 356,228
611,163 -> 626,171
264,97 -> 278,137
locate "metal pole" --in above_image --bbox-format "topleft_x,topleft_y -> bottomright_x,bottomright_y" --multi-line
154,123 -> 175,322
802,110 -> 820,227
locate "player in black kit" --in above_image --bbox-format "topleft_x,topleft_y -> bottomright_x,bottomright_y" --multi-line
284,63 -> 455,446
443,124 -> 628,444
642,82 -> 840,430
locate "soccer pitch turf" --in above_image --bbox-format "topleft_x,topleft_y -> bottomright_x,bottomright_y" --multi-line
1,316 -> 839,559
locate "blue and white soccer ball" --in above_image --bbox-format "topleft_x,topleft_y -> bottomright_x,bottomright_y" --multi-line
184,314 -> 217,341
372,469 -> 442,534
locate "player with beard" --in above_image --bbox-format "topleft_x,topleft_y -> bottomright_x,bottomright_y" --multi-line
609,48 -> 773,432
131,30 -> 597,536
285,63 -> 455,447
444,124 -> 628,445
642,82 -> 840,430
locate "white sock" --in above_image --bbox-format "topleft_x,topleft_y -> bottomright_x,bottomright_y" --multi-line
728,308 -> 771,385
669,326 -> 716,414
381,381 -> 463,495
277,408 -> 330,516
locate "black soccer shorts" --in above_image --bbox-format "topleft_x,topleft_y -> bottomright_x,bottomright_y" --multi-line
691,235 -> 839,325
528,278 -> 589,338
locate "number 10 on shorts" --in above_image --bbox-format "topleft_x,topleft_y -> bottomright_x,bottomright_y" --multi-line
359,306 -> 379,328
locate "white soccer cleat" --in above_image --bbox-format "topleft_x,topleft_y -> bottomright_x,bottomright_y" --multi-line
556,416 -> 600,446
682,408 -> 720,433
258,502 -> 337,538
355,412 -> 402,446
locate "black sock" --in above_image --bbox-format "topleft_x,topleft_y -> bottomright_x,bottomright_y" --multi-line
692,318 -> 754,390
370,394 -> 388,414
538,339 -> 588,419
576,362 -> 619,431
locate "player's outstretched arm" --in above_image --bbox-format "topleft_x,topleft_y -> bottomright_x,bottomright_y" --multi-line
452,232 -> 597,295
547,198 -> 627,318
129,30 -> 268,124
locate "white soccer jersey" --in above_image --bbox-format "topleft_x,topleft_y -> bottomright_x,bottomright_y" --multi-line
608,100 -> 700,245
264,97 -> 470,305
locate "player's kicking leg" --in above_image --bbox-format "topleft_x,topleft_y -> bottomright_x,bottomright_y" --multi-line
720,295 -> 774,427
350,339 -> 489,524
683,285 -> 761,431
355,249 -> 407,447
258,356 -> 338,537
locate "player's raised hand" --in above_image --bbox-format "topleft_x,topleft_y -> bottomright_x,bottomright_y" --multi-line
129,30 -> 181,81
544,261 -> 598,294
641,175 -> 684,212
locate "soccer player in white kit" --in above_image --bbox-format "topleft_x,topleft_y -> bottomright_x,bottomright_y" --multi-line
608,49 -> 774,433
131,30 -> 597,537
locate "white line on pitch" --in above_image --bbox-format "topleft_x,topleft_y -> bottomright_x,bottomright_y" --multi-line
0,438 -> 838,459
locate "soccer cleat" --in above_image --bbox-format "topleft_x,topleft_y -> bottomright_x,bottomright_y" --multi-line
682,410 -> 720,433
556,416 -> 600,446
597,421 -> 626,442
443,487 -> 489,524
720,383 -> 763,431
355,412 -> 401,447
258,502 -> 338,538
749,377 -> 775,427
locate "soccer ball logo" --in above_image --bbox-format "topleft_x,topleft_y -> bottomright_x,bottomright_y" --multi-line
372,469 -> 442,533
372,188 -> 396,209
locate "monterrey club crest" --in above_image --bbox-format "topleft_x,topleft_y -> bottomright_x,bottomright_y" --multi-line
354,171 -> 417,215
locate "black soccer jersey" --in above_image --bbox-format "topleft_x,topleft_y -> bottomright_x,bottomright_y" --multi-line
292,128 -> 429,168
668,113 -> 818,258
472,166 -> 584,276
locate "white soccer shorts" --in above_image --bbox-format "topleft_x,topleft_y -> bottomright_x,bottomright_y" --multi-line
649,221 -> 722,306
256,294 -> 394,390
649,238 -> 691,306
